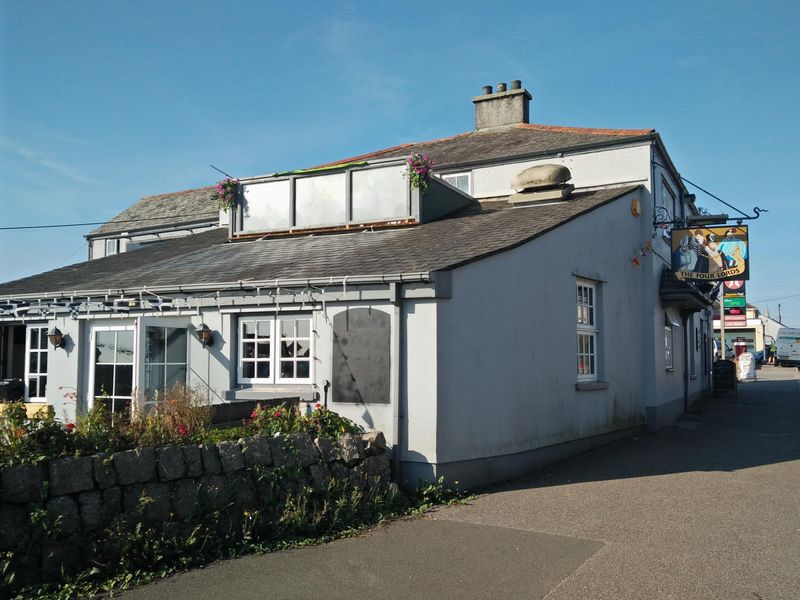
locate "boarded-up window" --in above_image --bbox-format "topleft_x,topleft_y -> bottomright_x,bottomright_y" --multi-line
332,308 -> 390,404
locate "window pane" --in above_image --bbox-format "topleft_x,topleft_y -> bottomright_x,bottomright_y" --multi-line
351,165 -> 408,222
94,365 -> 115,397
146,327 -> 165,363
29,330 -> 39,350
144,364 -> 165,400
281,341 -> 295,358
116,331 -> 134,364
296,340 -> 310,358
39,351 -> 48,373
165,365 -> 187,388
242,362 -> 255,379
116,365 -> 133,397
281,361 -> 294,379
296,360 -> 310,379
28,378 -> 38,398
39,376 -> 47,397
243,321 -> 256,339
243,342 -> 255,359
280,320 -> 292,338
29,352 -> 38,373
166,328 -> 187,363
257,342 -> 270,358
296,319 -> 310,338
96,332 -> 115,363
39,328 -> 48,349
257,320 -> 271,338
295,172 -> 347,228
241,180 -> 292,232
256,362 -> 270,378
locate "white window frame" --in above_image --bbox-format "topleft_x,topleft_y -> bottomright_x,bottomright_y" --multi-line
24,325 -> 48,401
237,316 -> 313,385
87,324 -> 136,413
664,310 -> 680,371
105,238 -> 120,256
441,171 -> 472,195
576,280 -> 599,382
665,326 -> 674,370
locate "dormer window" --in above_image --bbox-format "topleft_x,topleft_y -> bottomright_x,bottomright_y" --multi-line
441,172 -> 471,195
233,159 -> 472,238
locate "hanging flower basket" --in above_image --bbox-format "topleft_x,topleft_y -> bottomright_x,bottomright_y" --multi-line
403,153 -> 434,192
215,178 -> 240,212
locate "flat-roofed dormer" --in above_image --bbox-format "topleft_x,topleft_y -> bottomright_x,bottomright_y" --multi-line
230,157 -> 475,239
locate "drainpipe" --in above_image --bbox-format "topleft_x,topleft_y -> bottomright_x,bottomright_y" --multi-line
682,312 -> 690,413
389,282 -> 403,481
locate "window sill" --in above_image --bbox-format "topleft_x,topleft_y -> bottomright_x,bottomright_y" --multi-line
225,385 -> 315,402
575,381 -> 609,391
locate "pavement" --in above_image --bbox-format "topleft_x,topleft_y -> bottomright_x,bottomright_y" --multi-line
124,366 -> 800,600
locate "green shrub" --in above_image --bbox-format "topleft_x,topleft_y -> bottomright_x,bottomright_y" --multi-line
0,392 -> 361,468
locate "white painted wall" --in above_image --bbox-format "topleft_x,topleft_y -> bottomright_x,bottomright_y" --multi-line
435,189 -> 646,464
471,143 -> 652,199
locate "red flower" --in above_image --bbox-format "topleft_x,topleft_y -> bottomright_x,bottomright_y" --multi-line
177,423 -> 188,437
65,423 -> 75,433
250,408 -> 258,419
273,411 -> 282,418
314,403 -> 322,410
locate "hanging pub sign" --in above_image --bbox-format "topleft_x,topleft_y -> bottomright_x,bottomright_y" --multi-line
671,225 -> 749,281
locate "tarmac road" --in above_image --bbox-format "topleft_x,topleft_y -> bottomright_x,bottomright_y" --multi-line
124,365 -> 800,599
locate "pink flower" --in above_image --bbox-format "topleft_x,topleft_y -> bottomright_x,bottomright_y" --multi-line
273,410 -> 282,418
250,408 -> 258,419
177,423 -> 188,437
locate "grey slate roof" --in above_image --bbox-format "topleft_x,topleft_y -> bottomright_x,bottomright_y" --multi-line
87,186 -> 220,237
312,123 -> 655,170
0,186 -> 638,298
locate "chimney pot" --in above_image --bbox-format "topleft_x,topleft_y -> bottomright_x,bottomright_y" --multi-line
511,80 -> 522,90
496,82 -> 507,92
482,85 -> 493,95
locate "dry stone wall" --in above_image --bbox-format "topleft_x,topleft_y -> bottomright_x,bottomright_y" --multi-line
0,431 -> 390,578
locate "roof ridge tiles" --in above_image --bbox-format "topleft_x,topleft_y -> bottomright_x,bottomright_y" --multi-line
139,185 -> 217,201
517,123 -> 655,136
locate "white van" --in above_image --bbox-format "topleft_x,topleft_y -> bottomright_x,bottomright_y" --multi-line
776,328 -> 800,367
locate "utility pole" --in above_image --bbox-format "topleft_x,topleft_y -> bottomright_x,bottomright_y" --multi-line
778,304 -> 782,324
720,299 -> 726,359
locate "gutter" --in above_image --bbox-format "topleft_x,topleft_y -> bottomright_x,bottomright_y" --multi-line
85,218 -> 219,241
0,272 -> 434,302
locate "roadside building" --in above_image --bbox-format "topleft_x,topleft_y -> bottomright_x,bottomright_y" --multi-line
0,81 -> 714,487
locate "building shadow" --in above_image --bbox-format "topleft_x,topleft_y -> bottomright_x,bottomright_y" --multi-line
489,372 -> 800,493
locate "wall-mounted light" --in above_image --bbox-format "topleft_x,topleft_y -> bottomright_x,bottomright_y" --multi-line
48,327 -> 65,349
197,324 -> 214,347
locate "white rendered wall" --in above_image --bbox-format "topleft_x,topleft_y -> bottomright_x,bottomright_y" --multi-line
434,189 -> 646,464
471,143 -> 651,199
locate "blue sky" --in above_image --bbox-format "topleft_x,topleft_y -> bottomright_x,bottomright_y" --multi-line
1,1 -> 798,325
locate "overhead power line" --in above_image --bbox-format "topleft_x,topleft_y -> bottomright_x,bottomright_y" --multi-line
751,293 -> 800,303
